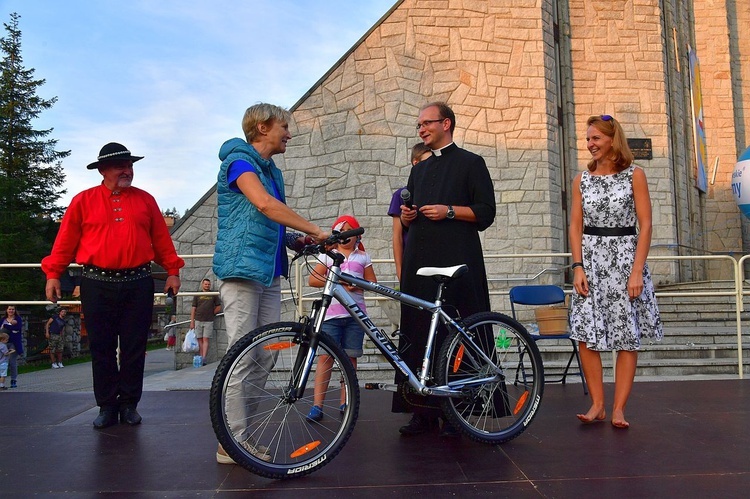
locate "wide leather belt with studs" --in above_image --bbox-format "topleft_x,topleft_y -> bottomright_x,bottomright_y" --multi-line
82,264 -> 152,282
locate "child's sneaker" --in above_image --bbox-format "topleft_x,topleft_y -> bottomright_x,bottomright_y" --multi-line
59,362 -> 64,368
339,403 -> 347,414
52,362 -> 60,369
10,380 -> 17,388
306,405 -> 323,422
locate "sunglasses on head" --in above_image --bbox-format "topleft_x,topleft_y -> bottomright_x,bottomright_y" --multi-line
601,114 -> 613,121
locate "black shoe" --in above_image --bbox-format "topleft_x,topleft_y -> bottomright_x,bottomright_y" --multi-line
439,418 -> 461,437
93,407 -> 119,429
399,414 -> 436,436
119,406 -> 142,426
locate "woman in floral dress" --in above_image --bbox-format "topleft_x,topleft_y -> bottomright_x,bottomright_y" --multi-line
568,114 -> 663,429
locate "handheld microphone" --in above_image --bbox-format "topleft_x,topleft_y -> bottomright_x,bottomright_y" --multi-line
400,188 -> 413,209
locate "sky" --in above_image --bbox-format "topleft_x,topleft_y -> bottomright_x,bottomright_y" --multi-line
0,0 -> 397,214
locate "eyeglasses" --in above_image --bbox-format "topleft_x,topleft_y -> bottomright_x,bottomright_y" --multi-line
601,114 -> 613,121
416,118 -> 445,130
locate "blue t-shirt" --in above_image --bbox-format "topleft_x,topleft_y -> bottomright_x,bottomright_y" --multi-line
49,316 -> 65,335
228,159 -> 285,277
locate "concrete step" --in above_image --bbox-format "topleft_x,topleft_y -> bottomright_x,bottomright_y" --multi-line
356,330 -> 749,381
633,357 -> 749,377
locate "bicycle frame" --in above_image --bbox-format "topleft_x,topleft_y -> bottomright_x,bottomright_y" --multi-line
211,232 -> 545,479
300,257 -> 502,399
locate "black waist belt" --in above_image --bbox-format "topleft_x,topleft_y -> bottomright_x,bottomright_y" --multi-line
82,264 -> 152,282
583,226 -> 637,236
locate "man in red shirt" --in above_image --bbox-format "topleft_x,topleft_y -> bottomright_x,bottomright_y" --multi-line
42,142 -> 184,429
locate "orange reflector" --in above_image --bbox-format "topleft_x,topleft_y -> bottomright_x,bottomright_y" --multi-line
513,391 -> 529,415
290,440 -> 321,458
264,341 -> 295,351
452,344 -> 465,373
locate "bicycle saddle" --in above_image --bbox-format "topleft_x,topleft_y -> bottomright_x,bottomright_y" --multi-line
416,264 -> 468,281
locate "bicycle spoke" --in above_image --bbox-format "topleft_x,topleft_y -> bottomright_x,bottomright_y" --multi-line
210,323 -> 359,479
437,312 -> 543,444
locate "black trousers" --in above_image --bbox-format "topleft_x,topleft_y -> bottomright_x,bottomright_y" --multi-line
80,276 -> 154,408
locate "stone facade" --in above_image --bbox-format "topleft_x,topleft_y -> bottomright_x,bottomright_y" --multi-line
169,0 -> 749,363
693,0 -> 750,276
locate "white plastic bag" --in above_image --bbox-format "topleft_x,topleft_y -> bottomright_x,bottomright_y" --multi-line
182,329 -> 199,352
163,332 -> 170,342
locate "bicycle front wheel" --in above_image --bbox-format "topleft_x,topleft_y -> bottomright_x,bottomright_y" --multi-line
209,322 -> 360,479
436,312 -> 544,444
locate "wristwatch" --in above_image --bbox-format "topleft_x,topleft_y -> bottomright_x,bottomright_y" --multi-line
446,205 -> 455,219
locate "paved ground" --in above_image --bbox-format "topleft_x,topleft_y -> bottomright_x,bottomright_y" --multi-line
11,346 -> 735,395
10,346 -> 216,393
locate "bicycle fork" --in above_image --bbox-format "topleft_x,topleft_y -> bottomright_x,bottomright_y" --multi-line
288,299 -> 328,402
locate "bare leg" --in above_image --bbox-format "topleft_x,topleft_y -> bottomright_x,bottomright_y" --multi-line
612,350 -> 637,428
199,338 -> 209,360
576,343 -> 606,423
313,355 -> 334,407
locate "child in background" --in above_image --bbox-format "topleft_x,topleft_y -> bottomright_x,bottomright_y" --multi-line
166,315 -> 177,351
0,331 -> 16,390
388,143 -> 432,282
306,215 -> 377,421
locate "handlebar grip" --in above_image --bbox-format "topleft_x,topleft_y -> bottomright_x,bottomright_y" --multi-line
333,227 -> 365,241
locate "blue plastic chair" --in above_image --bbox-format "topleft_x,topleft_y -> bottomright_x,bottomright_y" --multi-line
509,285 -> 587,394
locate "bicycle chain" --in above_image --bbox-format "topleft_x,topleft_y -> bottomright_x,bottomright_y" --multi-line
398,381 -> 441,410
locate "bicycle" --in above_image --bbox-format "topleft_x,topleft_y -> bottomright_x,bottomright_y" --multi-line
209,227 -> 544,479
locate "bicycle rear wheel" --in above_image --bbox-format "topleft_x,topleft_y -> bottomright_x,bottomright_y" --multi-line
209,322 -> 359,479
436,312 -> 544,444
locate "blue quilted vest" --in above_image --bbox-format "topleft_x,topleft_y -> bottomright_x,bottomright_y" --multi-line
212,138 -> 288,285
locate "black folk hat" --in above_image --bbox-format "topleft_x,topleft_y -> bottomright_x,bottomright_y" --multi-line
87,142 -> 144,170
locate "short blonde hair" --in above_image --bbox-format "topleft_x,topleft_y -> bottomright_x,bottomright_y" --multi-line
0,331 -> 8,342
242,103 -> 292,143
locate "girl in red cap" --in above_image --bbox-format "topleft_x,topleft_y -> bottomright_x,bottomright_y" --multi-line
306,216 -> 377,421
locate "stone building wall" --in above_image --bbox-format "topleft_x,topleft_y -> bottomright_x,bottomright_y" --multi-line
170,0 -> 749,348
692,0 -> 745,278
730,1 -> 750,257
280,0 -> 575,291
566,0 -> 683,282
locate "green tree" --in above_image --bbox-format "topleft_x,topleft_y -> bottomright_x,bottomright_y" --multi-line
0,12 -> 70,300
163,207 -> 181,221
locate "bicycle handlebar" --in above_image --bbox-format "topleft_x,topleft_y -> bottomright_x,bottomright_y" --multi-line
292,227 -> 365,262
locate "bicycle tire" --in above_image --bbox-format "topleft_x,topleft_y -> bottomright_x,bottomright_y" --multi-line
436,312 -> 544,444
209,321 -> 360,479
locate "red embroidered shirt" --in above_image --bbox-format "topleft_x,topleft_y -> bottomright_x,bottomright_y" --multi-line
42,184 -> 185,279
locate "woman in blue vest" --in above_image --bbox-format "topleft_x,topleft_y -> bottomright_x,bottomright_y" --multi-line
213,103 -> 327,464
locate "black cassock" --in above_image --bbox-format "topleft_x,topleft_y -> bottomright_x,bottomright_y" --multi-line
393,143 -> 496,413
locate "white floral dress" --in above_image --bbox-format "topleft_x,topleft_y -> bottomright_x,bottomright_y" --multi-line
569,165 -> 663,351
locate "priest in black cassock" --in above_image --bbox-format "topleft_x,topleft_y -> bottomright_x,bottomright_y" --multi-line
394,102 -> 496,436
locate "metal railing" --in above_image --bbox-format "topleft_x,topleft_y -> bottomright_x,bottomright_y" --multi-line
1,251 -> 747,378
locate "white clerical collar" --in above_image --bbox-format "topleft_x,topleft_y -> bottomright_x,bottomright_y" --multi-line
431,142 -> 454,157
